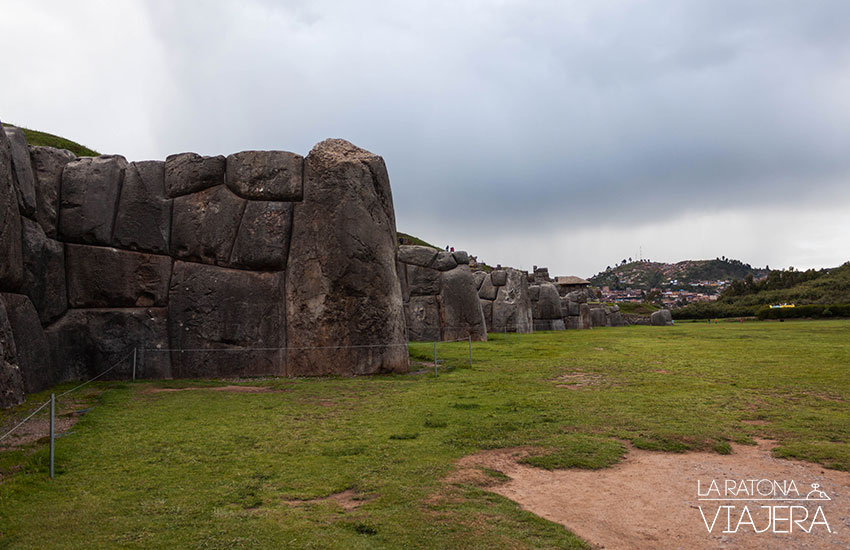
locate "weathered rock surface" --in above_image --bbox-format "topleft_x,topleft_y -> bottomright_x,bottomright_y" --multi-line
440,265 -> 487,341
286,139 -> 408,375
0,293 -> 51,393
480,299 -> 493,331
113,161 -> 172,254
407,264 -> 441,296
534,283 -> 563,320
0,297 -> 24,408
472,270 -> 487,290
169,261 -> 284,378
477,274 -> 498,300
433,251 -> 458,271
66,244 -> 172,308
4,127 -> 37,217
452,250 -> 469,265
59,155 -> 127,245
170,185 -> 245,266
47,308 -> 171,381
229,201 -> 292,270
0,125 -> 23,290
491,270 -> 508,286
651,309 -> 674,326
405,295 -> 441,342
30,146 -> 75,238
225,151 -> 304,201
398,245 -> 438,268
589,306 -> 608,328
492,269 -> 533,333
20,218 -> 67,324
164,153 -> 225,198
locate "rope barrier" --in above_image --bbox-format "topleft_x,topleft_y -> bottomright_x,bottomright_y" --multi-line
56,349 -> 135,399
0,399 -> 51,442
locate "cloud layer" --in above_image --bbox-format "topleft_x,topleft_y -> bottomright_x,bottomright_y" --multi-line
2,0 -> 849,276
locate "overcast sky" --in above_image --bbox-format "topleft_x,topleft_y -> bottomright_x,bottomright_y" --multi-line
2,1 -> 849,277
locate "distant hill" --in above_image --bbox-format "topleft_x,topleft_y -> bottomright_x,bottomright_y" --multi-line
3,123 -> 99,157
397,232 -> 438,249
589,258 -> 766,292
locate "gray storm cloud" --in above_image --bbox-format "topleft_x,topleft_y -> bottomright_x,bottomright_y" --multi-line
2,0 -> 849,275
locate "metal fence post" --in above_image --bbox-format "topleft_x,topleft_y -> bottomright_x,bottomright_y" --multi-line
433,341 -> 438,377
132,347 -> 137,381
49,393 -> 55,480
468,335 -> 472,365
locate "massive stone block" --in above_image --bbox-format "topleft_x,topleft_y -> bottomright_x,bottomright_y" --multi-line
0,293 -> 52,393
225,150 -> 304,201
651,309 -> 674,326
478,274 -> 498,300
0,125 -> 24,290
4,127 -> 37,217
472,270 -> 487,290
408,264 -> 441,296
164,153 -> 225,198
589,306 -> 608,328
398,245 -> 438,268
405,295 -> 441,342
58,155 -> 127,245
480,299 -> 493,331
30,146 -> 76,238
113,161 -> 172,254
170,185 -> 245,266
492,269 -> 533,333
21,218 -> 67,324
439,265 -> 487,341
66,244 -> 172,308
229,201 -> 292,270
168,261 -> 285,378
286,139 -> 408,376
47,308 -> 171,381
432,251 -> 457,271
0,297 -> 24,408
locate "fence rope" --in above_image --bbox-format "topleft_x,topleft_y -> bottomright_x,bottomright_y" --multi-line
0,399 -> 51,442
56,349 -> 136,399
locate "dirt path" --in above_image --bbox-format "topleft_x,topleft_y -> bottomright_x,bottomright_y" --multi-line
458,441 -> 850,549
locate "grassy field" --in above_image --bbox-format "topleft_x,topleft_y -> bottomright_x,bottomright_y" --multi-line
1,320 -> 849,549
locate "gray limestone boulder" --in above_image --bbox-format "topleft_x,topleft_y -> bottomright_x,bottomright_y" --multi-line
113,161 -> 172,254
528,284 -> 541,301
20,218 -> 67,324
407,264 -> 441,296
0,126 -> 23,290
492,268 -> 533,333
398,245 -> 438,267
480,299 -> 493,332
589,306 -> 608,328
651,309 -> 674,326
452,250 -> 469,265
578,303 -> 592,329
0,293 -> 52,393
440,265 -> 488,341
433,251 -> 458,271
47,308 -> 171,381
405,295 -> 442,342
225,150 -> 304,201
472,270 -> 487,290
170,185 -> 245,266
478,274 -> 498,300
59,155 -> 128,245
66,244 -> 172,308
168,261 -> 284,378
0,297 -> 24,408
491,270 -> 507,286
534,319 -> 566,331
164,152 -> 225,198
535,283 -> 562,320
229,201 -> 293,270
609,311 -> 625,327
397,261 -> 409,302
286,139 -> 408,375
4,127 -> 37,217
30,146 -> 76,238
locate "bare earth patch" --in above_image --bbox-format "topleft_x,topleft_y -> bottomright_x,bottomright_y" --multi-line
283,489 -> 374,511
456,441 -> 850,549
554,372 -> 604,389
148,385 -> 283,394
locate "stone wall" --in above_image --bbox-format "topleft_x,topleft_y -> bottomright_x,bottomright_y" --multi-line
399,246 -> 487,342
0,122 -> 408,407
474,268 -> 533,333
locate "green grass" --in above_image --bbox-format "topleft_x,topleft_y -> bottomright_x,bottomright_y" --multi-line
397,232 -> 439,249
3,123 -> 99,157
2,320 -> 850,548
